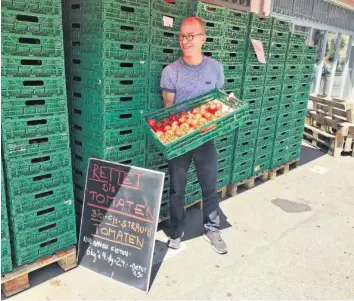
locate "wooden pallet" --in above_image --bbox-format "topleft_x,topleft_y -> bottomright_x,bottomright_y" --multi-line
158,186 -> 227,223
303,123 -> 354,157
1,246 -> 77,297
227,171 -> 269,197
268,158 -> 300,180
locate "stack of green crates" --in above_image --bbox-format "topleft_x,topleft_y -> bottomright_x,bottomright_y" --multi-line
1,0 -> 76,266
230,13 -> 272,184
252,18 -> 291,175
1,163 -> 13,275
63,0 -> 149,218
270,32 -> 314,168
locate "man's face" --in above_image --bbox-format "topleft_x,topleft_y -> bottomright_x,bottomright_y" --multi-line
179,21 -> 205,57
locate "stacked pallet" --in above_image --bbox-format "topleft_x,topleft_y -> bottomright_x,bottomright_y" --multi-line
63,0 -> 150,221
1,163 -> 13,275
269,33 -> 315,169
305,96 -> 354,157
1,0 -> 76,267
230,14 -> 272,184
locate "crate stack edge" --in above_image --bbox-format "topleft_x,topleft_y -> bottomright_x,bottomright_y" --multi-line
1,0 -> 76,266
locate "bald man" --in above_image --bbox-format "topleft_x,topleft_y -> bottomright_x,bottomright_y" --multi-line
160,17 -> 227,254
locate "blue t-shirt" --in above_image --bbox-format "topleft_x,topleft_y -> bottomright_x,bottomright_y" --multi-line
160,56 -> 224,103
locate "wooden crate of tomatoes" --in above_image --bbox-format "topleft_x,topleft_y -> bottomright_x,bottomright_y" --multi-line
143,89 -> 248,160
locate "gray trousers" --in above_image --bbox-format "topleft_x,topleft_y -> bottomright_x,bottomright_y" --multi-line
168,140 -> 220,233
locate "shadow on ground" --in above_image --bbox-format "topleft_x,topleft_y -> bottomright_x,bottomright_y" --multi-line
300,142 -> 326,165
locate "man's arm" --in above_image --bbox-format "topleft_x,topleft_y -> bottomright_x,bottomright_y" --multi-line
216,63 -> 225,90
162,90 -> 176,107
160,66 -> 176,107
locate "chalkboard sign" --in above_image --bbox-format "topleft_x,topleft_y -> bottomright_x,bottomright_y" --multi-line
77,158 -> 165,292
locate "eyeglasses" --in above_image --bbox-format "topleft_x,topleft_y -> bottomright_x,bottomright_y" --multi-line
178,33 -> 204,41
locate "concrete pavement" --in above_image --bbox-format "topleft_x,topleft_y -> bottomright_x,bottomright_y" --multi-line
4,143 -> 354,300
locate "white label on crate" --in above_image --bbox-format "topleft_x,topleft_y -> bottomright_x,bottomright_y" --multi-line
163,16 -> 174,28
251,39 -> 266,64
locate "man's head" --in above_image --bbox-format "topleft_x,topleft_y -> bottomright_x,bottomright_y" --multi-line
179,17 -> 206,57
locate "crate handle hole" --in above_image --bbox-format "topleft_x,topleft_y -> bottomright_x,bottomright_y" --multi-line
37,206 -> 55,216
27,119 -> 47,126
121,6 -> 135,13
23,80 -> 43,86
31,155 -> 50,164
39,223 -> 57,233
33,173 -> 52,181
19,37 -> 40,44
29,137 -> 48,145
35,190 -> 53,199
21,59 -> 42,66
25,99 -> 45,106
40,238 -> 58,248
16,14 -> 39,23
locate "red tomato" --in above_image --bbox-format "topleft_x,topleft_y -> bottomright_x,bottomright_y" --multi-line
215,103 -> 222,110
171,121 -> 179,127
155,131 -> 164,138
189,119 -> 198,128
202,111 -> 212,120
164,125 -> 171,132
191,107 -> 200,114
148,119 -> 156,127
170,114 -> 178,122
214,110 -> 222,118
199,117 -> 208,125
194,113 -> 202,120
207,104 -> 217,114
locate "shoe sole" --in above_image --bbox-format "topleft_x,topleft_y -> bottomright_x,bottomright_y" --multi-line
203,234 -> 228,255
167,232 -> 184,250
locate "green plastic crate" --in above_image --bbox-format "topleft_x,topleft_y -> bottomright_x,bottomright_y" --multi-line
203,36 -> 224,51
265,74 -> 283,85
2,56 -> 64,78
246,108 -> 261,121
9,183 -> 73,215
80,40 -> 149,61
150,11 -> 185,31
148,93 -> 164,110
287,53 -> 302,64
1,219 -> 10,239
231,168 -> 252,184
234,139 -> 257,154
240,119 -> 259,133
276,120 -> 292,132
263,85 -> 282,97
12,215 -> 76,250
143,90 -> 248,160
71,108 -> 142,131
284,64 -> 302,74
7,167 -> 72,198
250,14 -> 272,29
249,28 -> 271,44
68,20 -> 150,44
274,129 -> 291,141
301,64 -> 314,75
271,31 -> 290,43
244,63 -> 266,76
238,128 -> 258,142
224,9 -> 249,26
273,139 -> 290,153
283,74 -> 300,85
246,97 -> 263,109
224,76 -> 242,91
253,150 -> 272,167
268,53 -> 286,64
288,43 -> 305,54
299,73 -> 312,84
294,99 -> 307,110
13,230 -> 77,266
5,149 -> 71,179
242,86 -> 264,100
216,134 -> 235,149
291,117 -> 305,129
203,20 -> 226,37
75,58 -> 149,78
223,63 -> 244,78
282,84 -> 298,94
151,0 -> 190,16
149,45 -> 182,62
256,132 -> 275,145
289,32 -> 306,45
10,199 -> 74,232
262,95 -> 280,108
191,2 -> 225,22
277,112 -> 293,124
270,41 -> 288,53
1,239 -> 12,259
2,95 -> 68,119
253,160 -> 271,175
2,114 -> 69,141
1,33 -> 64,58
2,0 -> 61,15
71,89 -> 147,112
292,109 -> 307,120
75,125 -> 146,148
224,23 -> 248,39
223,38 -> 246,52
1,255 -> 13,275
303,46 -> 316,55
204,51 -> 244,64
1,9 -> 63,37
217,145 -> 234,160
280,93 -> 297,104
2,132 -> 70,158
272,19 -> 291,32
266,64 -> 284,76
298,82 -> 311,92
2,77 -> 66,99
260,105 -> 278,117
150,28 -> 179,48
77,1 -> 150,25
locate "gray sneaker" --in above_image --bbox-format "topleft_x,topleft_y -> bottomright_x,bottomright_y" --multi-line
168,230 -> 184,249
204,231 -> 228,254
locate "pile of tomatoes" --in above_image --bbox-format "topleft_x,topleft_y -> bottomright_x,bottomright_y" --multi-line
147,99 -> 233,144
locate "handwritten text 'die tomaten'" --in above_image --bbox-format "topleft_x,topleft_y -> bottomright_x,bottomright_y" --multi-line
90,164 -> 144,190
